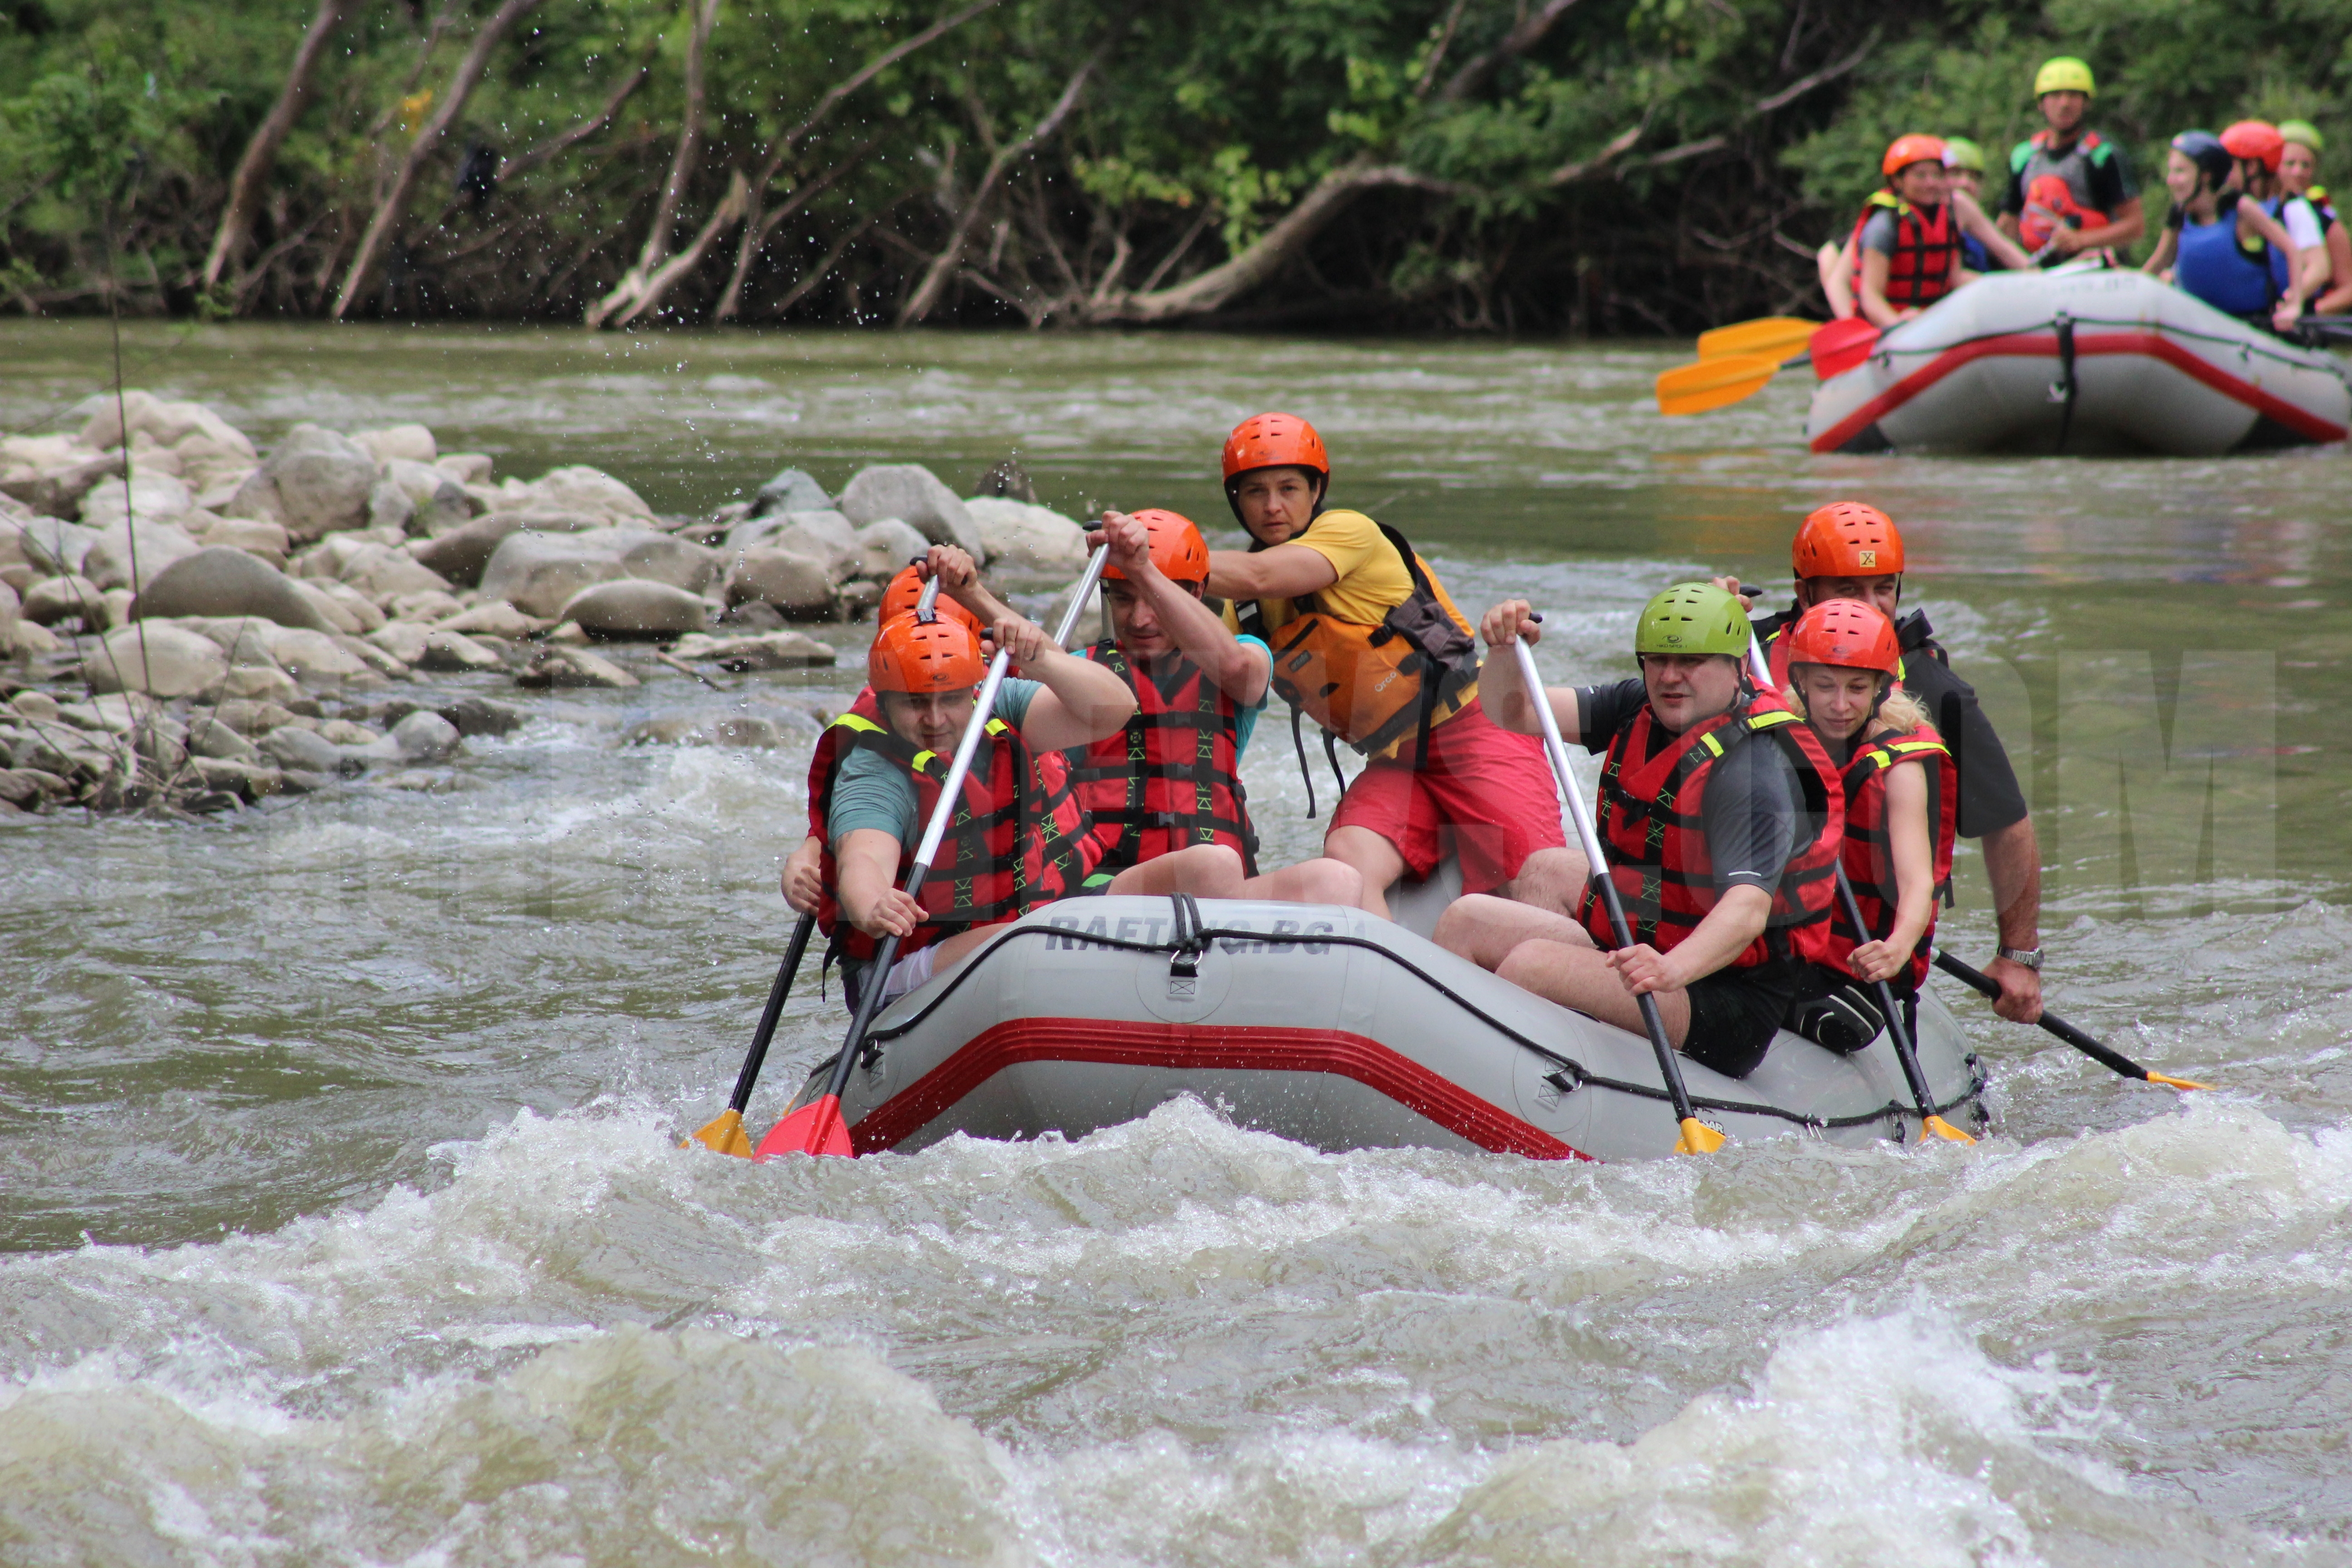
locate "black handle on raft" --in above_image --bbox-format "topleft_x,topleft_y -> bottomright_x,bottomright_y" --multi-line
728,911 -> 816,1115
1932,949 -> 2160,1082
1832,867 -> 1966,1141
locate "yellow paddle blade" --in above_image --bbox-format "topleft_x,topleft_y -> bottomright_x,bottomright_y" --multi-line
1920,1114 -> 1976,1145
684,1107 -> 756,1158
2146,1072 -> 2217,1092
1675,1117 -> 1726,1154
1656,353 -> 1782,417
1697,316 -> 1818,361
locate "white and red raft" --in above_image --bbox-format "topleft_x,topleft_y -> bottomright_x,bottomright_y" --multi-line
1806,264 -> 2352,456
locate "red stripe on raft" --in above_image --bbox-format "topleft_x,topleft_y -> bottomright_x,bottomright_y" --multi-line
1808,328 -> 2350,453
848,1017 -> 1593,1161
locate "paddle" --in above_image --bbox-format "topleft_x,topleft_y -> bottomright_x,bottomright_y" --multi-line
1512,627 -> 1723,1155
1931,950 -> 2215,1092
1808,317 -> 1880,379
1656,320 -> 1882,416
1697,316 -> 1820,361
1740,637 -> 1972,1144
685,912 -> 818,1156
756,542 -> 1113,1159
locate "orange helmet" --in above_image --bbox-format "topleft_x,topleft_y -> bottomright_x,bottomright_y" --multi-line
2221,119 -> 2286,173
1792,502 -> 1906,579
1784,598 -> 1901,677
1104,508 -> 1210,585
1882,134 -> 1948,178
869,614 -> 985,694
1221,412 -> 1330,483
878,563 -> 985,632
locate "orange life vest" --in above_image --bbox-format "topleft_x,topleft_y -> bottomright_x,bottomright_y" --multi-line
810,696 -> 1094,964
1853,191 -> 1963,307
1066,639 -> 1258,875
1579,691 -> 1844,968
1827,724 -> 1957,991
1234,516 -> 1481,763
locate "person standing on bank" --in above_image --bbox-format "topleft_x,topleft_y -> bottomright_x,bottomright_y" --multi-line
1716,502 -> 2048,1024
1203,413 -> 1588,920
1435,585 -> 1845,1081
1997,57 -> 2144,260
1066,506 -> 1362,905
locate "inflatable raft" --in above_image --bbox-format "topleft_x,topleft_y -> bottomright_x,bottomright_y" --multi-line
781,882 -> 1988,1162
1806,263 -> 2352,456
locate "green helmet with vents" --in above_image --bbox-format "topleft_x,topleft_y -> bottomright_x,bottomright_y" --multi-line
1633,583 -> 1751,657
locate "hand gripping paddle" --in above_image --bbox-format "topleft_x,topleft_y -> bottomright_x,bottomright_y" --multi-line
1512,627 -> 1722,1155
755,542 -> 1114,1159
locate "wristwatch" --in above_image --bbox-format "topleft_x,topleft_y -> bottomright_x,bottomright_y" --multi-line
1996,946 -> 2043,971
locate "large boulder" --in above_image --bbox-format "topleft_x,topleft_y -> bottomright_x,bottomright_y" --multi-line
82,518 -> 203,593
852,518 -> 934,582
379,457 -> 475,536
559,579 -> 712,639
967,497 -> 1089,578
477,527 -> 718,619
498,465 -> 654,523
752,467 -> 831,518
197,516 -> 292,567
226,425 -> 379,541
131,547 -> 333,630
725,547 -> 833,615
836,465 -> 984,557
410,510 -> 603,586
80,622 -> 229,697
350,424 -> 437,466
729,510 -> 863,584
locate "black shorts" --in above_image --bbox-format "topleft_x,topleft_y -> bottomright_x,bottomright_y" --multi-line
1681,956 -> 1807,1079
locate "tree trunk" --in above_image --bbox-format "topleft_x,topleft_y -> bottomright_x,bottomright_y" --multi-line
897,40 -> 1109,326
598,169 -> 750,329
202,0 -> 352,293
586,0 -> 721,329
329,0 -> 548,320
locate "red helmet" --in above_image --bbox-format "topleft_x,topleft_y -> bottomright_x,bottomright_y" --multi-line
869,615 -> 985,694
1784,598 -> 1901,677
1882,134 -> 1947,178
878,563 -> 985,632
1792,502 -> 1906,579
1104,508 -> 1210,585
2221,120 -> 2286,173
1221,413 -> 1329,483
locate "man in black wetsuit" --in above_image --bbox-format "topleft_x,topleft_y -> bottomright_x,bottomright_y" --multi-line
1719,502 -> 2047,1024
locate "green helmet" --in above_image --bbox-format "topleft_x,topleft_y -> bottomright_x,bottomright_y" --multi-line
1634,583 -> 1751,658
2281,118 -> 2325,153
1940,135 -> 1988,173
2033,56 -> 2096,98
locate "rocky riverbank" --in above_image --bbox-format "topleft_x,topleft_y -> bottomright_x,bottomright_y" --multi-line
0,391 -> 1095,817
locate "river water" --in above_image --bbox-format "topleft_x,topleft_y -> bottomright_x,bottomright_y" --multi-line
4,321 -> 2350,1565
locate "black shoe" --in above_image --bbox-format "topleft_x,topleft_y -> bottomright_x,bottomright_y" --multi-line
1789,985 -> 1886,1054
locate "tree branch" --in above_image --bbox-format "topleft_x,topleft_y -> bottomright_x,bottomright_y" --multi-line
601,168 -> 750,328
587,0 -> 722,329
501,51 -> 655,180
1435,0 -> 1586,104
203,0 -> 351,293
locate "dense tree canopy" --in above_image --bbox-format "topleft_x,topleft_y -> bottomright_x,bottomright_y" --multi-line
3,0 -> 2346,331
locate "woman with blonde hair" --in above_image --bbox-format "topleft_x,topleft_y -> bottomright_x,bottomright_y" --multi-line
1774,598 -> 1958,1050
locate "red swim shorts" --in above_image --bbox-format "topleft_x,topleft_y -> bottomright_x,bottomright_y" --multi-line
1327,696 -> 1567,894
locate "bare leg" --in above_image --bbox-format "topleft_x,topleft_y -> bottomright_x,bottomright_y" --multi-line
1105,843 -> 1246,898
1488,845 -> 1589,920
1239,856 -> 1363,907
1436,892 -> 1591,970
1323,823 -> 1407,918
1495,938 -> 1693,1047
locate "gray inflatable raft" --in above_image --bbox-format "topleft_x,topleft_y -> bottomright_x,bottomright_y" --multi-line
788,881 -> 1988,1162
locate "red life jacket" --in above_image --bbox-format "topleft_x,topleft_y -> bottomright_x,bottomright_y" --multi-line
809,694 -> 1094,965
1852,191 -> 1962,307
1827,723 -> 1958,991
1578,691 -> 1844,969
1065,638 -> 1259,876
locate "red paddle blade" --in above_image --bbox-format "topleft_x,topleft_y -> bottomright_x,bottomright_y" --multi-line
755,1095 -> 855,1159
1809,318 -> 1881,379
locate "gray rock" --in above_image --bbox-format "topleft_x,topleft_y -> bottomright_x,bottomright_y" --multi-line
515,646 -> 641,689
212,698 -> 301,737
262,626 -> 373,683
351,425 -> 437,465
83,517 -> 202,593
439,695 -> 528,736
79,471 -> 194,529
726,547 -> 834,614
435,602 -> 549,639
131,547 -> 334,630
716,600 -> 786,632
409,510 -> 602,586
389,709 -> 461,762
559,579 -> 712,638
367,622 -> 431,666
291,580 -> 367,635
81,622 -> 230,697
764,510 -> 864,584
220,664 -> 304,704
186,715 -> 261,763
229,426 -> 378,541
667,629 -> 838,671
971,456 -> 1039,504
436,453 -> 494,485
967,496 -> 1089,577
626,712 -> 790,748
366,475 -> 415,533
531,465 -> 655,521
836,465 -> 984,557
293,536 -> 451,602
0,451 -> 124,519
851,517 -> 934,581
196,515 -> 292,566
259,724 -> 355,774
21,574 -> 103,626
186,756 -> 282,799
752,467 -> 832,517
415,629 -> 504,672
478,527 -> 719,619
6,515 -> 101,575
380,457 -> 475,536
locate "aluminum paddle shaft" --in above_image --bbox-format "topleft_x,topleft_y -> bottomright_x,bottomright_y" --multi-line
1510,632 -> 1721,1155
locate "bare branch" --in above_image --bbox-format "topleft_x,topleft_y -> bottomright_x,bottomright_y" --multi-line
588,0 -> 723,328
602,169 -> 751,328
501,52 -> 656,180
1435,0 -> 1586,104
1750,33 -> 1873,114
203,0 -> 352,292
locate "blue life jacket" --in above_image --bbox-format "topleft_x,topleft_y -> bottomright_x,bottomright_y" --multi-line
2176,199 -> 2277,318
1960,231 -> 1993,273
